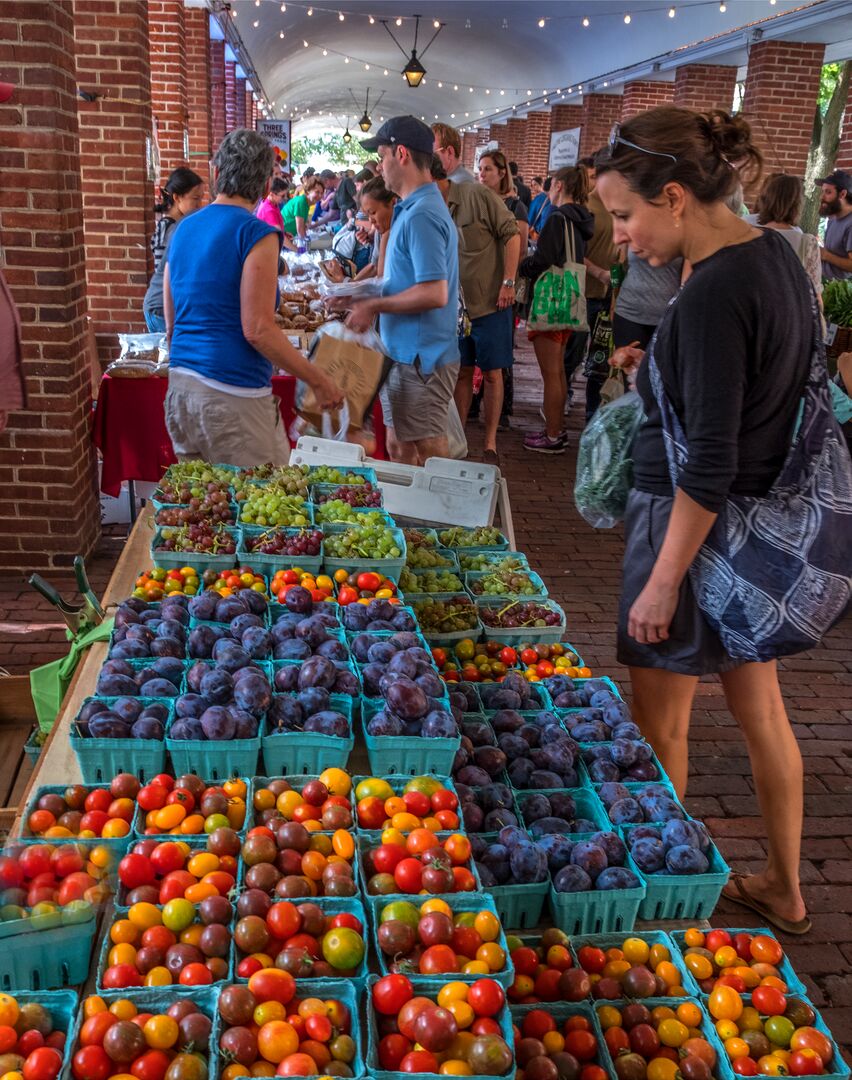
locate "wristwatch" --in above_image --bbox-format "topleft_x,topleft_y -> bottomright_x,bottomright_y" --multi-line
502,278 -> 515,288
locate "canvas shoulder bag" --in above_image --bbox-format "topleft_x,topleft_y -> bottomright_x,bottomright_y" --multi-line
527,215 -> 588,334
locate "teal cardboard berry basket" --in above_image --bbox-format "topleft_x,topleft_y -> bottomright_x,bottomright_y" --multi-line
23,727 -> 43,767
371,892 -> 515,988
435,527 -> 510,551
456,549 -> 530,572
262,693 -> 355,775
248,774 -> 357,820
464,568 -> 549,603
151,525 -> 241,572
2,990 -> 80,1067
306,463 -> 378,487
398,565 -> 466,596
619,822 -> 731,922
311,481 -> 385,507
361,699 -> 460,777
237,498 -> 313,529
358,833 -> 480,914
548,850 -> 647,935
514,787 -> 612,837
238,524 -> 323,577
668,926 -> 808,998
509,1001 -> 608,1072
474,832 -> 550,931
70,695 -> 169,783
18,783 -> 140,848
313,505 -> 393,529
165,711 -> 262,781
92,988 -> 220,1069
476,598 -> 567,645
570,930 -> 701,997
321,523 -> 408,583
409,594 -> 482,647
0,907 -> 100,992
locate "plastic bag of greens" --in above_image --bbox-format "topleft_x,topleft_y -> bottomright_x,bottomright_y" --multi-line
574,390 -> 645,528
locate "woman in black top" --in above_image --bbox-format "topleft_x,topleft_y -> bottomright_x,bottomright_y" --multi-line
596,107 -> 813,934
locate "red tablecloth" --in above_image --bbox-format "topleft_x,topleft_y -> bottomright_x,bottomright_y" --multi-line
92,374 -> 385,497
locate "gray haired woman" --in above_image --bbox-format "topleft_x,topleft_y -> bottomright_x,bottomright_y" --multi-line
164,128 -> 342,465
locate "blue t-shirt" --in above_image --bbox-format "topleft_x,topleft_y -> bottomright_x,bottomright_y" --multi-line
167,203 -> 278,389
380,182 -> 459,374
528,191 -> 548,227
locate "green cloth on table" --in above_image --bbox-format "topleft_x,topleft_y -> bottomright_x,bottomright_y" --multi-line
29,618 -> 114,734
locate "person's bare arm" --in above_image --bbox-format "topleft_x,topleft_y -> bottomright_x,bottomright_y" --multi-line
516,219 -> 529,253
240,233 -> 343,409
497,233 -> 521,309
584,257 -> 610,286
628,488 -> 717,644
295,216 -> 308,238
164,263 -> 174,343
838,351 -> 852,392
820,246 -> 852,272
345,280 -> 448,333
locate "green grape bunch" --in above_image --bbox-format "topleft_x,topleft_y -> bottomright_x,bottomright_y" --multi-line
324,523 -> 402,559
438,526 -> 505,549
406,545 -> 455,570
458,553 -> 527,572
468,569 -> 540,597
315,502 -> 388,526
399,567 -> 464,594
412,597 -> 479,633
308,466 -> 369,485
239,485 -> 311,526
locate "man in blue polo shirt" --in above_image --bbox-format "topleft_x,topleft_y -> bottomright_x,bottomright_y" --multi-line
346,116 -> 459,464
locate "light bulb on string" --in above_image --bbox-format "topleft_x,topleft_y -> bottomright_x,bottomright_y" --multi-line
280,3 -> 286,10
624,13 -> 631,23
253,19 -> 259,27
499,89 -> 504,95
433,19 -> 440,28
322,48 -> 327,54
668,6 -> 675,15
395,17 -> 402,26
582,16 -> 589,26
719,2 -> 726,9
438,81 -> 443,87
303,39 -> 308,46
454,84 -> 458,91
306,6 -> 312,13
537,17 -> 545,27
339,11 -> 344,19
384,69 -> 388,75
369,15 -> 375,23
279,30 -> 284,37
344,56 -> 349,63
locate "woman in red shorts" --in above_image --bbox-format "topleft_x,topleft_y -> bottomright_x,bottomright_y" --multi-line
518,166 -> 594,453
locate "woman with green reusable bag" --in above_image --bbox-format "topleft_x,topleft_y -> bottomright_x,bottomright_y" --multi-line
518,166 -> 594,454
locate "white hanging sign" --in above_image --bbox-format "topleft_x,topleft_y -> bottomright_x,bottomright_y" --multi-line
549,127 -> 581,170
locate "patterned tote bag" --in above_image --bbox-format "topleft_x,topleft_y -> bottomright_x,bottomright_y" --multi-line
648,293 -> 852,662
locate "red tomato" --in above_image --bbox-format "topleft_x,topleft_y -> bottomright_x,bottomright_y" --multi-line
751,986 -> 786,1016
23,1046 -> 63,1080
357,572 -> 382,593
166,789 -> 195,812
402,791 -> 431,818
470,1018 -> 502,1037
237,957 -> 263,979
17,1031 -> 45,1057
84,789 -> 112,814
118,853 -> 154,890
158,870 -> 196,903
789,1051 -> 824,1076
393,858 -> 423,893
137,785 -> 167,812
577,946 -> 607,974
580,1068 -> 608,1080
605,1027 -> 630,1056
512,946 -> 540,977
706,929 -> 733,954
521,1010 -> 556,1040
179,963 -> 213,985
149,842 -> 186,877
151,774 -> 174,790
79,811 -> 108,836
790,1028 -> 833,1067
451,926 -> 482,959
452,866 -> 476,892
564,1031 -> 598,1062
329,913 -> 363,934
266,901 -> 302,941
733,932 -> 753,962
80,1013 -> 118,1047
399,1051 -> 439,1073
276,1054 -> 318,1076
372,974 -> 414,1016
378,1034 -> 411,1071
468,979 -> 505,1018
430,789 -> 458,813
731,1059 -> 759,1077
373,844 -> 407,875
72,1045 -> 111,1080
131,1050 -> 171,1080
419,945 -> 458,975
534,968 -> 562,1001
19,846 -> 53,879
498,646 -> 517,665
101,963 -> 143,989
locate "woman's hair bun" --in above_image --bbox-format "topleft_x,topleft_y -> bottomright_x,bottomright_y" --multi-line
704,110 -> 755,163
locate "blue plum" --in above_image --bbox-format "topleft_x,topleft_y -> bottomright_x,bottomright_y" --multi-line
554,865 -> 593,893
596,867 -> 641,890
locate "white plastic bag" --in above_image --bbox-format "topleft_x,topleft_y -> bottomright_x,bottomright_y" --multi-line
106,333 -> 165,377
319,276 -> 385,300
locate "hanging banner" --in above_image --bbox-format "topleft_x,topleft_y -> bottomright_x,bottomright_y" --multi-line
549,127 -> 581,170
256,119 -> 292,169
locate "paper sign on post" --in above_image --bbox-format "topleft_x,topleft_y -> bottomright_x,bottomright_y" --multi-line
549,127 -> 581,170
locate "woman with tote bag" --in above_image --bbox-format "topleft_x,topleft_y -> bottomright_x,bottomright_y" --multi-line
518,166 -> 594,454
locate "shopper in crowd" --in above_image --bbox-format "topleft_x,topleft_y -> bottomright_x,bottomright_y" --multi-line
597,106 -> 817,935
528,177 -> 546,224
509,161 -> 531,208
295,167 -> 315,195
518,165 -> 594,454
255,176 -> 288,233
529,176 -> 553,240
354,167 -> 373,196
143,167 -> 204,334
335,169 -> 358,221
432,123 -> 475,183
564,151 -> 622,421
818,169 -> 852,280
431,155 -> 520,464
613,250 -> 683,351
357,176 -> 398,277
362,160 -> 379,176
163,128 -> 342,465
745,173 -> 822,297
281,176 -> 324,250
313,170 -> 342,225
478,150 -> 529,252
343,116 -> 459,465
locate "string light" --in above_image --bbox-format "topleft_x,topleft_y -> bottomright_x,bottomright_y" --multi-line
719,2 -> 726,9
365,63 -> 370,69
306,6 -> 312,13
624,13 -> 631,23
344,56 -> 349,62
395,17 -> 402,26
582,16 -> 589,26
537,17 -> 545,27
280,2 -> 286,10
253,19 -> 259,27
369,15 -> 375,23
322,48 -> 328,54
339,11 -> 344,19
303,39 -> 308,46
438,81 -> 443,87
668,6 -> 675,14
433,19 -> 440,28
454,84 -> 458,91
279,30 -> 284,37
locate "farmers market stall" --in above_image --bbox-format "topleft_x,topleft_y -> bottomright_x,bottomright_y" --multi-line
8,456 -> 849,1080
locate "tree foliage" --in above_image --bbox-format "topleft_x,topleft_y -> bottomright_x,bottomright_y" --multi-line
291,134 -> 371,172
801,60 -> 851,235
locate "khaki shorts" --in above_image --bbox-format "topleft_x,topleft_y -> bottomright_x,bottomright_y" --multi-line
165,368 -> 289,466
380,359 -> 460,443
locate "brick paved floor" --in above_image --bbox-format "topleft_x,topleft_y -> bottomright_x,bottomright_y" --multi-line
0,342 -> 849,1053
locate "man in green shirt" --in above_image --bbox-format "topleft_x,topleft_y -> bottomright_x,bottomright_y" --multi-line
432,157 -> 520,463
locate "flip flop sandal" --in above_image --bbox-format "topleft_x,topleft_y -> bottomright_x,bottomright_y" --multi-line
721,872 -> 811,936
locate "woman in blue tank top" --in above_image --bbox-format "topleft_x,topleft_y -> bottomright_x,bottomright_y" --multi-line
163,128 -> 342,465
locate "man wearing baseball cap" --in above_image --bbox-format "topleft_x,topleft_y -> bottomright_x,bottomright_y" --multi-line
345,116 -> 459,464
818,169 -> 852,281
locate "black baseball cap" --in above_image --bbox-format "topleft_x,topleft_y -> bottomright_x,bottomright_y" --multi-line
360,115 -> 434,155
817,170 -> 852,192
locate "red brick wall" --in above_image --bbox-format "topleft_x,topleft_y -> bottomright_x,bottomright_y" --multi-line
74,0 -> 155,366
522,112 -> 552,185
185,7 -> 211,177
0,1 -> 101,571
224,60 -> 237,132
741,40 -> 825,178
621,80 -> 675,119
148,0 -> 187,173
251,99 -> 258,129
209,39 -> 225,154
235,77 -> 247,129
673,63 -> 738,111
506,119 -> 527,175
488,123 -> 506,151
461,131 -> 477,169
580,94 -> 622,157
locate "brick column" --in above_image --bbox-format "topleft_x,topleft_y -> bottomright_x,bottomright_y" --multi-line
488,123 -> 506,150
506,118 -> 527,173
148,0 -> 187,173
243,87 -> 253,131
185,7 -> 211,175
251,98 -> 258,129
235,76 -> 247,129
550,104 -> 583,135
75,0 -> 155,366
523,112 -> 552,183
461,131 -> 477,169
741,40 -> 825,177
0,1 -> 100,571
224,59 -> 237,132
580,94 -> 622,157
673,63 -> 738,111
621,80 -> 675,119
210,39 -> 226,153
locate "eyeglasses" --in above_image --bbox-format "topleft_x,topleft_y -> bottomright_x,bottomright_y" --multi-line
604,123 -> 678,164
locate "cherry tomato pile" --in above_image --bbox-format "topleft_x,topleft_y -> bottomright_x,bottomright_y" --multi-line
707,986 -> 836,1077
241,819 -> 357,900
678,927 -> 794,995
0,841 -> 114,926
117,833 -> 240,905
355,775 -> 460,832
217,977 -> 357,1078
271,570 -> 337,606
573,937 -> 688,1001
26,781 -> 137,840
72,994 -> 212,1080
432,640 -> 589,684
507,928 -> 586,1004
0,992 -> 68,1080
372,973 -> 513,1076
136,774 -> 247,836
376,898 -> 506,977
101,895 -> 233,988
133,566 -> 267,601
251,773 -> 354,832
513,1007 -> 606,1080
333,570 -> 401,607
363,831 -> 476,897
596,1000 -> 718,1080
233,897 -> 366,979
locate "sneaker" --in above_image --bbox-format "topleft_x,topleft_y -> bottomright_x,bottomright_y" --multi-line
523,430 -> 567,454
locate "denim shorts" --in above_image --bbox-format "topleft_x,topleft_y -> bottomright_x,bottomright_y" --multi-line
459,306 -> 514,371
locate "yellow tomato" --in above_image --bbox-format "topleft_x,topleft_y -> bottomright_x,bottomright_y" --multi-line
422,899 -> 453,919
724,1038 -> 751,1060
714,946 -> 739,969
739,1007 -> 762,1032
128,902 -> 162,931
622,937 -> 650,965
715,1020 -> 740,1041
649,943 -> 671,968
319,768 -> 351,796
476,943 -> 505,971
708,986 -> 743,1022
473,911 -> 500,943
144,966 -> 172,986
676,1003 -> 703,1030
439,1063 -> 473,1076
542,1033 -> 564,1055
108,999 -> 138,1021
657,1020 -> 689,1048
108,943 -> 137,967
646,1061 -> 679,1080
445,1000 -> 474,1029
597,1006 -> 623,1030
